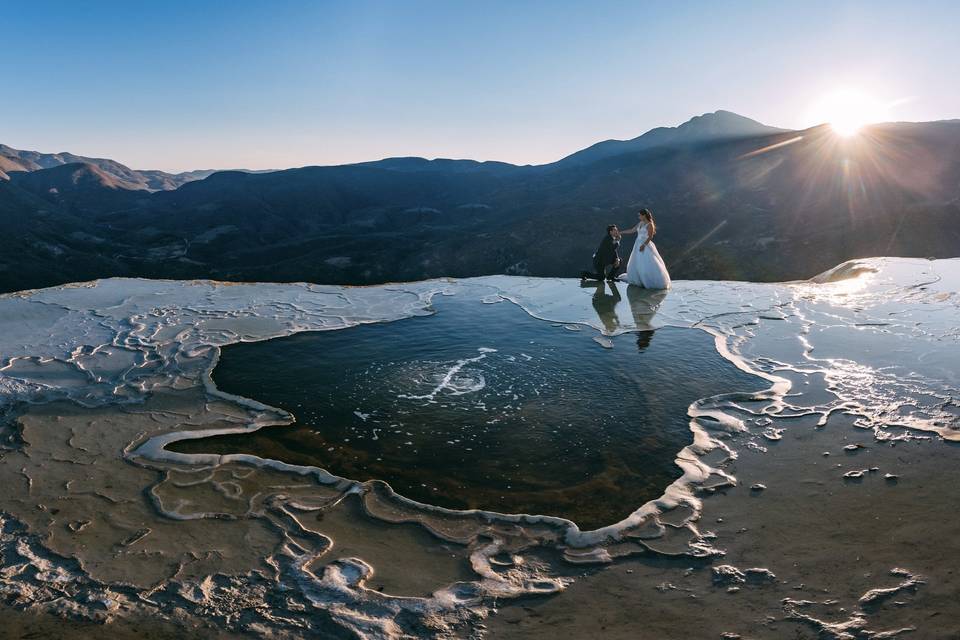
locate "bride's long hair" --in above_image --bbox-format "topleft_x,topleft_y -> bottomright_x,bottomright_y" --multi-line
639,208 -> 656,236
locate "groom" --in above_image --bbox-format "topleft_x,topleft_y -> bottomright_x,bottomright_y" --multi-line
581,225 -> 623,282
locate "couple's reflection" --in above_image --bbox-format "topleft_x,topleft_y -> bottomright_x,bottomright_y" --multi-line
627,285 -> 667,351
582,280 -> 667,351
586,279 -> 622,333
627,286 -> 667,351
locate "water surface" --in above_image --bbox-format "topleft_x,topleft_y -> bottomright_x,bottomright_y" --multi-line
173,289 -> 765,528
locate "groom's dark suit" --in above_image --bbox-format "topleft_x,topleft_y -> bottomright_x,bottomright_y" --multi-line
582,233 -> 622,281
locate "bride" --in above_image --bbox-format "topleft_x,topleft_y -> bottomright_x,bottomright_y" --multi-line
620,208 -> 671,289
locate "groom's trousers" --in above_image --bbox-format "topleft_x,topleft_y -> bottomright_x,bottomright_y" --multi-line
593,256 -> 622,280
583,263 -> 620,281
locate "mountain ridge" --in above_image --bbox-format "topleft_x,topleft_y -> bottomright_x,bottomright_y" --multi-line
1,110 -> 783,188
2,113 -> 959,295
0,143 -> 261,192
553,110 -> 790,167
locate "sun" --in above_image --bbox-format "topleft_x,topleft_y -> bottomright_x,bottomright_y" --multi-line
810,89 -> 892,137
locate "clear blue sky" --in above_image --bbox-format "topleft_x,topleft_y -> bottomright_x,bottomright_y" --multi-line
2,0 -> 958,172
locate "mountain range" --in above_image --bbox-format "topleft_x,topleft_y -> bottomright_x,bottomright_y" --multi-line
0,143 -> 231,191
2,110 -> 959,294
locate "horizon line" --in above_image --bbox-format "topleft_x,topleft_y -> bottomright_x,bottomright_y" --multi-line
4,114 -> 959,176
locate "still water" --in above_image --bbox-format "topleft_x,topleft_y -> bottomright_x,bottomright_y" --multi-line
172,285 -> 765,529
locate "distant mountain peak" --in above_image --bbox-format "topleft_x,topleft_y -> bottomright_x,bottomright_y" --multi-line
673,109 -> 776,133
12,161 -> 126,193
555,110 -> 789,167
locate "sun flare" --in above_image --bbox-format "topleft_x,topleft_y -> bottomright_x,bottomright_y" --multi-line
810,89 -> 892,137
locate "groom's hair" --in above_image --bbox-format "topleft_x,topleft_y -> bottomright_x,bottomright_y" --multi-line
606,224 -> 617,233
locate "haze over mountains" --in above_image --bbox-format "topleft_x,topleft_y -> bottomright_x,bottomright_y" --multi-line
0,143 -> 229,191
2,110 -> 959,294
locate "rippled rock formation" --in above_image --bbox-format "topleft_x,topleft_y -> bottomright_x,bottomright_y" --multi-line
1,258 -> 958,638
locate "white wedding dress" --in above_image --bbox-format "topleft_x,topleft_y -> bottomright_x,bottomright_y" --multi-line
624,223 -> 671,289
